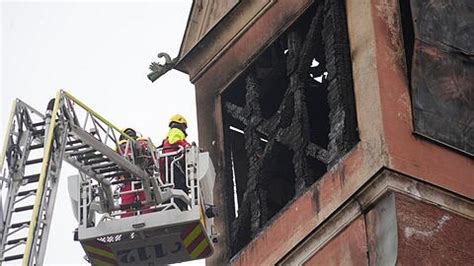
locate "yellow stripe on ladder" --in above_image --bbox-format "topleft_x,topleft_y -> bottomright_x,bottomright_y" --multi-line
0,100 -> 17,172
63,91 -> 134,140
22,91 -> 61,266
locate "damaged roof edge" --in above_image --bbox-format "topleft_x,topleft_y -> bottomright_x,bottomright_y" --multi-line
175,0 -> 197,72
175,0 -> 242,74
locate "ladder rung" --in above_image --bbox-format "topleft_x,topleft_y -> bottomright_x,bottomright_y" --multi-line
111,177 -> 139,185
91,162 -> 116,170
32,119 -> 59,128
14,205 -> 34,212
84,158 -> 110,165
96,167 -> 120,174
65,144 -> 89,151
32,129 -> 45,136
6,237 -> 27,245
24,174 -> 40,184
120,201 -> 143,210
10,221 -> 30,229
25,158 -> 43,165
32,121 -> 45,127
103,171 -> 128,179
30,143 -> 44,150
67,139 -> 82,146
77,153 -> 104,161
17,189 -> 37,197
67,148 -> 96,156
3,254 -> 23,261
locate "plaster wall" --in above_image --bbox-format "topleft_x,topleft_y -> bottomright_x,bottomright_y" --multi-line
303,216 -> 369,266
370,0 -> 473,198
176,0 -> 474,264
396,193 -> 474,265
281,175 -> 474,265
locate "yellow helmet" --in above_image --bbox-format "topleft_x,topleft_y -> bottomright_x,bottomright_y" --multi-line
121,127 -> 137,140
169,114 -> 187,127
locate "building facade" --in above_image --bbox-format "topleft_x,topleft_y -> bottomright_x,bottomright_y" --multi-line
175,0 -> 473,265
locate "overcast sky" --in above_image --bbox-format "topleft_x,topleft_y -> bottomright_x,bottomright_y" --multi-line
1,1 -> 203,265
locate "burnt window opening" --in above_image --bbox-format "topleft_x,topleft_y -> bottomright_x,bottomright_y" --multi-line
400,0 -> 474,155
222,0 -> 359,256
260,143 -> 295,218
256,40 -> 289,119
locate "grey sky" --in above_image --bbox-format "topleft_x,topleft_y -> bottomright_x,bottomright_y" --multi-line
1,1 -> 203,265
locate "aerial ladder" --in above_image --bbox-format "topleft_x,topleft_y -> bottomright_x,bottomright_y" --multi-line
0,91 -> 217,265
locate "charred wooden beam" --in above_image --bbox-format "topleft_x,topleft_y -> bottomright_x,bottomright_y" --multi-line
222,0 -> 358,256
323,0 -> 359,166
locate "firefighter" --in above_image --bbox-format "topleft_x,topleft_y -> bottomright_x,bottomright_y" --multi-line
135,137 -> 153,172
163,114 -> 190,149
116,127 -> 152,217
134,136 -> 154,215
161,114 -> 190,210
116,128 -> 137,156
116,127 -> 136,218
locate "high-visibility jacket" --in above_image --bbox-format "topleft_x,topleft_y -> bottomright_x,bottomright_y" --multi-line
164,128 -> 190,148
159,128 -> 189,183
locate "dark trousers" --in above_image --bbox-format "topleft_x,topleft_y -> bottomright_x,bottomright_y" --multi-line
173,160 -> 189,210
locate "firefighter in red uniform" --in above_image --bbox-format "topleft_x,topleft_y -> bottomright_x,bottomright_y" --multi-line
135,136 -> 154,215
161,114 -> 190,210
116,127 -> 137,218
136,137 -> 153,173
163,114 -> 190,149
116,127 -> 152,217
